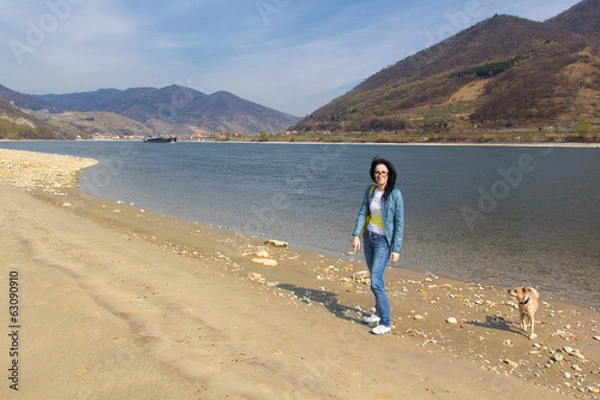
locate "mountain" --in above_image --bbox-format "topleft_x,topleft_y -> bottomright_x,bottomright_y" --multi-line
293,0 -> 600,139
34,110 -> 155,138
0,97 -> 63,139
547,0 -> 600,37
38,88 -> 126,111
0,84 -> 63,113
171,90 -> 300,135
34,85 -> 299,135
3,1 -> 598,141
0,84 -> 299,137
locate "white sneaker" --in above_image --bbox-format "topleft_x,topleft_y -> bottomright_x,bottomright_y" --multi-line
363,314 -> 380,328
370,325 -> 391,335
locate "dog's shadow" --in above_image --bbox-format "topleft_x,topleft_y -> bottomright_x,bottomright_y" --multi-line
277,283 -> 366,324
465,315 -> 519,334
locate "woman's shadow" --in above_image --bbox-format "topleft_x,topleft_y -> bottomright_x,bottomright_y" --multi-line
277,283 -> 367,324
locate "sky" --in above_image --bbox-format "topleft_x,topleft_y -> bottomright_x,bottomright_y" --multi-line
0,0 -> 583,116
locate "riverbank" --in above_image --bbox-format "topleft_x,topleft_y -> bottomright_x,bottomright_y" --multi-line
220,139 -> 600,148
227,130 -> 600,146
0,149 -> 598,399
3,137 -> 599,149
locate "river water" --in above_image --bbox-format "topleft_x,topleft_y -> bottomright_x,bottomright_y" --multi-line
1,141 -> 598,307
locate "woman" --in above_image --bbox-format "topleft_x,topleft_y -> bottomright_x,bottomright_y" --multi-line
352,157 -> 404,335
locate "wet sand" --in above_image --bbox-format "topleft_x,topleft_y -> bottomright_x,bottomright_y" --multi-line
0,148 -> 598,399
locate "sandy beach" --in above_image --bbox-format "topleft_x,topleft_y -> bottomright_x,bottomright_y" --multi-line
0,148 -> 598,399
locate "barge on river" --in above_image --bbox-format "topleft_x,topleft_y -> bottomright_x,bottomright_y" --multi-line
143,136 -> 177,143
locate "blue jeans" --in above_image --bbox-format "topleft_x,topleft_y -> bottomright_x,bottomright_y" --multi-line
363,230 -> 391,326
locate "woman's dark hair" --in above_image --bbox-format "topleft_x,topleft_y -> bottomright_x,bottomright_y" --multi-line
370,157 -> 396,198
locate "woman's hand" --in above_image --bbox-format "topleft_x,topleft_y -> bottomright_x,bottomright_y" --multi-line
390,252 -> 400,263
352,236 -> 361,254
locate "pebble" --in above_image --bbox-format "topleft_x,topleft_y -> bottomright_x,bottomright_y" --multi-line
247,272 -> 265,283
503,359 -> 519,369
571,350 -> 585,359
552,353 -> 564,362
445,317 -> 458,324
414,315 -> 424,321
353,270 -> 370,281
250,258 -> 278,267
264,239 -> 288,248
255,250 -> 270,258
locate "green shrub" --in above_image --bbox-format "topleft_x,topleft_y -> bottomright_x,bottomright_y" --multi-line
574,121 -> 595,135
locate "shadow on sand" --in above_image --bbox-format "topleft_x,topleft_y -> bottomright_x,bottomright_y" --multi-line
277,283 -> 368,324
465,315 -> 523,336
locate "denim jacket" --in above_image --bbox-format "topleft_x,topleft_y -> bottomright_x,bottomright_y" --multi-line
352,185 -> 404,253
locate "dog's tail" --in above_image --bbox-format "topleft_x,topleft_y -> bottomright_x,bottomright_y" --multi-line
525,287 -> 540,299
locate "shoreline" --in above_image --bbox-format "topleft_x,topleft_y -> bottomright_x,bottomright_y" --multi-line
1,148 -> 599,398
2,138 -> 599,149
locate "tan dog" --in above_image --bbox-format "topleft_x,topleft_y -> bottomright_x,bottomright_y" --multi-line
508,286 -> 539,340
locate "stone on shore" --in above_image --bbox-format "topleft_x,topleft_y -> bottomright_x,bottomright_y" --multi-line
264,239 -> 288,248
251,258 -> 278,267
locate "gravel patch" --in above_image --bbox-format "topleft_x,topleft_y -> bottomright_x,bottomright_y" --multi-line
0,148 -> 97,193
